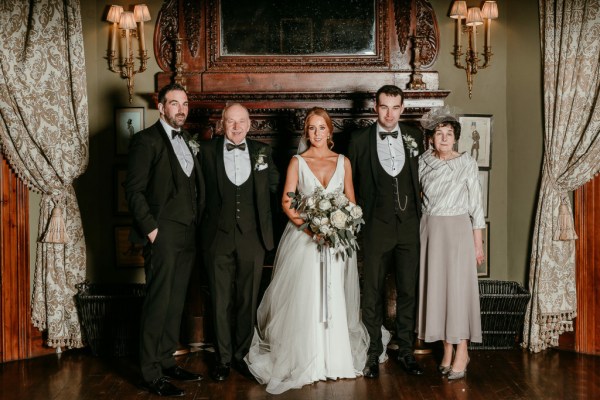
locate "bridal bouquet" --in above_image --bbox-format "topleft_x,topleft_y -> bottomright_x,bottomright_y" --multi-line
288,186 -> 365,259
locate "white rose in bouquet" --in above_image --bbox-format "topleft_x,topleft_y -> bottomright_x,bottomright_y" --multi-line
348,204 -> 363,219
306,196 -> 316,208
318,216 -> 329,226
332,193 -> 349,208
319,225 -> 333,236
330,209 -> 348,229
318,199 -> 332,211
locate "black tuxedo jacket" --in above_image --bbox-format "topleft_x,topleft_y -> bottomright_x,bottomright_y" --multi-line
199,136 -> 279,251
125,121 -> 205,242
348,122 -> 424,224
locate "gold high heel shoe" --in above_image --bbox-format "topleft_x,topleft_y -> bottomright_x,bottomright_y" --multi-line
447,357 -> 470,380
439,347 -> 454,375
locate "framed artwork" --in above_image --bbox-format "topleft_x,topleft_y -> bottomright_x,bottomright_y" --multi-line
478,222 -> 490,278
115,107 -> 144,155
114,226 -> 144,268
114,166 -> 128,215
456,114 -> 493,169
478,170 -> 489,218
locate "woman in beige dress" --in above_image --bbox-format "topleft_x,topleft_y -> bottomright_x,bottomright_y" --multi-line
416,107 -> 485,380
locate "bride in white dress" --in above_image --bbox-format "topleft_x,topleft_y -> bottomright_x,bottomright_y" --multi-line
245,108 -> 385,394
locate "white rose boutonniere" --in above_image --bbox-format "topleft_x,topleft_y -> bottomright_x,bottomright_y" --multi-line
254,149 -> 269,171
186,134 -> 200,156
402,133 -> 419,157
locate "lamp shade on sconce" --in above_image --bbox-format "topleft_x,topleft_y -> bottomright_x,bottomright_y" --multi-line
106,5 -> 123,23
466,7 -> 484,26
449,1 -> 467,19
481,1 -> 499,19
118,11 -> 137,30
133,4 -> 151,22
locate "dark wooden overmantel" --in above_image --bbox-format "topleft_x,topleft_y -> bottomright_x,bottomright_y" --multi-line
153,0 -> 449,142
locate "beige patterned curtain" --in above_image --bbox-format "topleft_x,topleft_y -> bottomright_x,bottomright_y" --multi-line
523,0 -> 600,353
0,1 -> 88,348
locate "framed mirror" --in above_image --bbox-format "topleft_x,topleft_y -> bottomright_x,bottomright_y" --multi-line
207,0 -> 388,70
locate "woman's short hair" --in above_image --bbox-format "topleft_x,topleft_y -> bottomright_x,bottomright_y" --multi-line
424,121 -> 462,141
303,107 -> 334,149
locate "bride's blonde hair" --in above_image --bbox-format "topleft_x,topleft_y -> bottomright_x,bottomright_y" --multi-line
303,107 -> 334,150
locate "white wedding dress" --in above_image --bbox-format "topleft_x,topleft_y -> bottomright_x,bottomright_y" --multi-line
245,154 -> 378,394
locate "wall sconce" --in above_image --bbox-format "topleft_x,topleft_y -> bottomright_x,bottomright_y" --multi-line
450,1 -> 498,98
106,4 -> 151,103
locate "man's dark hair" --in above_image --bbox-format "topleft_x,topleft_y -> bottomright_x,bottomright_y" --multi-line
158,83 -> 187,104
375,85 -> 404,106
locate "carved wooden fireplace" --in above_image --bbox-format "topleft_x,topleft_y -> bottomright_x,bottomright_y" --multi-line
153,0 -> 449,345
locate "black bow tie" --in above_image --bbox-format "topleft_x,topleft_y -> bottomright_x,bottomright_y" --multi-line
171,130 -> 181,139
226,142 -> 246,151
379,130 -> 399,140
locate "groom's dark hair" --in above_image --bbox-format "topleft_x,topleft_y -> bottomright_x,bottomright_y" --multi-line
375,85 -> 404,106
158,83 -> 187,104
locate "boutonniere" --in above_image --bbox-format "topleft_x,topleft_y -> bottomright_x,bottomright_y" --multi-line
253,148 -> 269,171
402,134 -> 419,157
186,133 -> 200,156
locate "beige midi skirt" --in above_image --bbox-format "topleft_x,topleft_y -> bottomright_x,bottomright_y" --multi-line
417,214 -> 482,344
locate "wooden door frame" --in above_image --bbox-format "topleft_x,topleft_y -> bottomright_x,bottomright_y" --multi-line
573,176 -> 599,355
1,153 -> 54,362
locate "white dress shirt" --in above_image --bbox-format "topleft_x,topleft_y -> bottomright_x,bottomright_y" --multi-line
376,123 -> 406,177
160,119 -> 193,177
223,138 -> 251,186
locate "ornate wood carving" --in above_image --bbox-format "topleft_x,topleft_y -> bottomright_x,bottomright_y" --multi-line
155,0 -> 440,74
154,0 -> 178,71
574,175 -> 600,355
183,0 -> 201,58
415,0 -> 439,68
394,0 -> 412,54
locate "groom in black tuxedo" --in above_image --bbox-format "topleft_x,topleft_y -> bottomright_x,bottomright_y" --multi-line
348,85 -> 425,378
125,83 -> 205,397
199,103 -> 279,381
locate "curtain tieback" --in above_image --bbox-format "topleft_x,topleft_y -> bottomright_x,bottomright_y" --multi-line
41,195 -> 69,244
554,196 -> 578,241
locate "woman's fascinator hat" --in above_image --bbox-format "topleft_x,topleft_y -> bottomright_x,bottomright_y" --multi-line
420,105 -> 460,130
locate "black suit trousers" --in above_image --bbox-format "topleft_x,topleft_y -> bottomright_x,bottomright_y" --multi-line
205,226 -> 265,364
362,213 -> 420,357
139,220 -> 197,382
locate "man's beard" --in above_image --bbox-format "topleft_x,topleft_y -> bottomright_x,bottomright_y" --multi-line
166,113 -> 186,128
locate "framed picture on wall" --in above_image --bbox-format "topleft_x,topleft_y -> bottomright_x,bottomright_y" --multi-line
478,222 -> 490,278
115,107 -> 144,155
456,114 -> 493,169
114,166 -> 128,215
478,170 -> 489,218
114,226 -> 144,268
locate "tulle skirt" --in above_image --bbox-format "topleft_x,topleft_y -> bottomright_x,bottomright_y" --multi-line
245,222 -> 371,394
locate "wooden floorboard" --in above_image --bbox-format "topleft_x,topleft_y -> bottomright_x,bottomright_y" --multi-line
0,348 -> 598,399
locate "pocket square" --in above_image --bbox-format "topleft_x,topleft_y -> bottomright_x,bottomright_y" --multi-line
256,163 -> 268,171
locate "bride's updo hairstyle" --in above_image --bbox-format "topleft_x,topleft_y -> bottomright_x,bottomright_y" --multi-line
303,107 -> 334,150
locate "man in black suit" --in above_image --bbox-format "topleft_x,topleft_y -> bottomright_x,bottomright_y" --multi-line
125,83 -> 205,397
348,85 -> 425,378
199,103 -> 279,381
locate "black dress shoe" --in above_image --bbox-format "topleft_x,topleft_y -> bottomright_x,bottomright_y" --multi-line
362,354 -> 380,378
210,363 -> 231,381
397,353 -> 424,375
145,377 -> 185,397
163,365 -> 203,381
